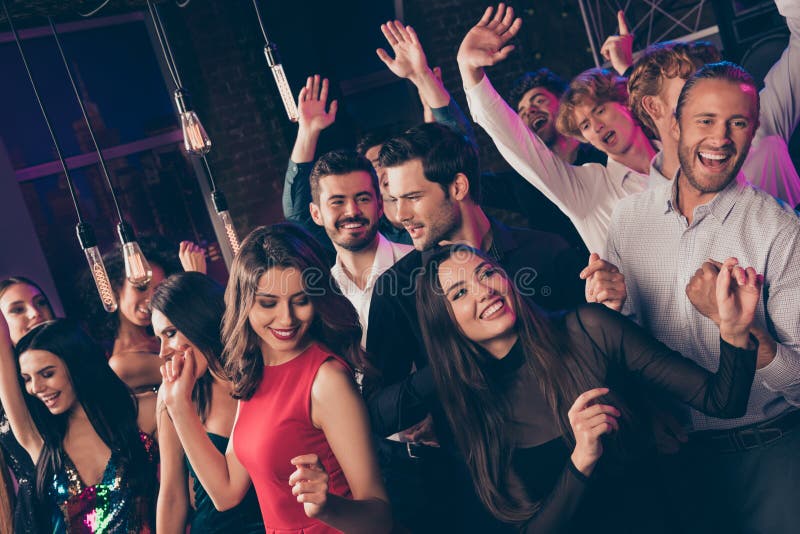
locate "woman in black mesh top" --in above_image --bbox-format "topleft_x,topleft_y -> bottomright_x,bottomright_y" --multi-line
416,245 -> 760,533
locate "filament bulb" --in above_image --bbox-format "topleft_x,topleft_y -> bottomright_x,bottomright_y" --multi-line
84,246 -> 118,312
218,210 -> 241,254
122,241 -> 152,287
174,88 -> 212,155
270,63 -> 299,122
263,44 -> 298,122
180,110 -> 212,155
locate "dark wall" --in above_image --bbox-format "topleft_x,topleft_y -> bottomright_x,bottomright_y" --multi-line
162,0 -> 597,236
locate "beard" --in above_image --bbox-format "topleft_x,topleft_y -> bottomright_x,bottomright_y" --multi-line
327,217 -> 380,252
677,140 -> 747,194
413,202 -> 461,251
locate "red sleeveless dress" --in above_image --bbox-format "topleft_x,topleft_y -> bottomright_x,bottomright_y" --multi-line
233,343 -> 353,533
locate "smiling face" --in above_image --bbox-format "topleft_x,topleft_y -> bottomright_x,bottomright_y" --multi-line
151,309 -> 209,379
310,171 -> 382,252
573,99 -> 640,158
1,282 -> 54,345
19,349 -> 78,415
386,159 -> 460,251
247,267 -> 315,365
517,86 -> 561,145
437,254 -> 517,357
674,78 -> 758,194
117,264 -> 166,327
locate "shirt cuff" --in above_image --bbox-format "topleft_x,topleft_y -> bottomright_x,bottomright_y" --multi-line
566,458 -> 592,483
464,74 -> 501,119
756,343 -> 800,393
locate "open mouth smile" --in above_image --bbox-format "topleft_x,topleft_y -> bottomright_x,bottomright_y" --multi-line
270,327 -> 299,340
697,150 -> 733,170
480,299 -> 505,320
40,392 -> 60,408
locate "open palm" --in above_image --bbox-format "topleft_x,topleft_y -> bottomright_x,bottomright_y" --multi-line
297,75 -> 337,132
377,21 -> 429,79
457,4 -> 522,69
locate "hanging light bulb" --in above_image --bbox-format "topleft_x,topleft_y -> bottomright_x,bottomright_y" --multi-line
77,222 -> 117,312
212,190 -> 241,254
264,43 -> 299,122
174,88 -> 212,155
117,221 -> 152,286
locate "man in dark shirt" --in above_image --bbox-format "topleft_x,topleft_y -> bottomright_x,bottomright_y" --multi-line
363,122 -> 584,532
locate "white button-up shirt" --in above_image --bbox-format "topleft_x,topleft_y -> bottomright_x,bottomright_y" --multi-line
331,233 -> 413,348
607,174 -> 800,430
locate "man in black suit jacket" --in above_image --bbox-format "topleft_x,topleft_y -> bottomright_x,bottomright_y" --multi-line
363,123 -> 584,532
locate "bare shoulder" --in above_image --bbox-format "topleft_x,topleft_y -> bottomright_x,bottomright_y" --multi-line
312,358 -> 355,400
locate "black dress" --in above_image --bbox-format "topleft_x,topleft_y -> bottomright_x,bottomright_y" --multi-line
480,304 -> 757,533
0,412 -> 39,534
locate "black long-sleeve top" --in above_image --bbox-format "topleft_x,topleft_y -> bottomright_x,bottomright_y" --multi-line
484,304 -> 756,533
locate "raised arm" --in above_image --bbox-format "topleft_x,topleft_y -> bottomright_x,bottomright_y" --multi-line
457,4 -> 607,236
283,75 -> 338,222
376,20 -> 477,145
291,359 -> 391,533
155,393 -> 189,533
0,315 -> 42,463
161,349 -> 252,512
757,0 -> 800,141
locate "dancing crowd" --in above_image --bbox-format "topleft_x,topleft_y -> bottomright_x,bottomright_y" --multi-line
1,2 -> 799,532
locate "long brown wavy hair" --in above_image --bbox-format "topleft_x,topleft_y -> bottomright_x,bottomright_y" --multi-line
222,223 -> 367,400
416,245 -> 604,524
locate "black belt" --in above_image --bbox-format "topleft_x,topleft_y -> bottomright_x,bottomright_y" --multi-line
380,438 -> 442,461
689,409 -> 800,454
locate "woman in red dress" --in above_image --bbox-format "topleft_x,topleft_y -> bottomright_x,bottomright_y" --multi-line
160,223 -> 391,533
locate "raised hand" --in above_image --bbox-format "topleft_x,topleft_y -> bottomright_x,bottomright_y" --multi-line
377,21 -> 430,81
568,387 -> 620,476
160,346 -> 199,410
600,10 -> 634,75
179,240 -> 207,274
297,75 -> 338,133
289,454 -> 329,518
716,257 -> 763,347
457,3 -> 522,71
580,253 -> 626,312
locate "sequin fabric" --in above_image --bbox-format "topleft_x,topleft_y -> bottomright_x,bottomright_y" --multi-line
50,432 -> 156,533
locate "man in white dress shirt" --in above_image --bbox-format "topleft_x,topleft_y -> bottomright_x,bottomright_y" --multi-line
308,150 -> 413,347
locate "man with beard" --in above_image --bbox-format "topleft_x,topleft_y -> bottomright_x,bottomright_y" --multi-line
509,69 -> 606,166
627,0 -> 800,208
605,62 -> 800,532
308,150 -> 413,347
361,122 -> 584,533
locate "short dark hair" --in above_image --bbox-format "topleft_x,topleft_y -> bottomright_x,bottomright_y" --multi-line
355,126 -> 402,157
675,61 -> 759,122
557,68 -> 629,141
507,68 -> 568,108
378,123 -> 481,202
309,150 -> 380,204
628,40 -> 721,138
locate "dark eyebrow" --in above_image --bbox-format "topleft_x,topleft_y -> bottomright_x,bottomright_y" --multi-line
445,280 -> 465,297
398,190 -> 424,199
443,262 -> 492,296
37,365 -> 56,375
255,291 -> 306,298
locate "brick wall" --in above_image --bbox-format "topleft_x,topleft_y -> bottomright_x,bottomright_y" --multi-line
163,0 -> 597,235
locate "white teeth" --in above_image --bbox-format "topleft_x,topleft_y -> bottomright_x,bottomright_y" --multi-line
480,301 -> 504,319
342,223 -> 363,229
699,152 -> 728,160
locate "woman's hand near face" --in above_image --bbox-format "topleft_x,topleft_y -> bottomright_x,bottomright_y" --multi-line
160,347 -> 198,411
568,388 -> 620,477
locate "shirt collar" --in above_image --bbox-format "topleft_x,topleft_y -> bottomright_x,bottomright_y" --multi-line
664,172 -> 746,223
332,233 -> 401,294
